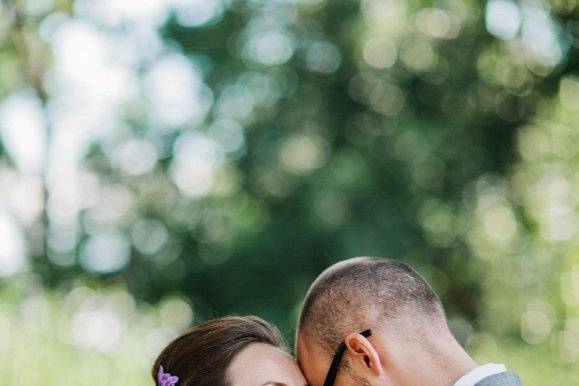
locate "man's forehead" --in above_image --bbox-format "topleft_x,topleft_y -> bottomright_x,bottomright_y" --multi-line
296,335 -> 329,386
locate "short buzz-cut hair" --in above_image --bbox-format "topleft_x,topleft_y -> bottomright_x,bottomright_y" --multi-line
297,257 -> 444,355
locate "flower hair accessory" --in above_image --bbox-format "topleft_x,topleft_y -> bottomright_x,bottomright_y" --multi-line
158,366 -> 179,386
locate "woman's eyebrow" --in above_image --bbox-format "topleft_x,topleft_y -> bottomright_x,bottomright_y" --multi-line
263,383 -> 287,386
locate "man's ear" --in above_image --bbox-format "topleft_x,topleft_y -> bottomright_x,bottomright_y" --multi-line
344,332 -> 383,377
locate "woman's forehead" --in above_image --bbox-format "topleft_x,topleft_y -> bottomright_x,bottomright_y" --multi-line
229,343 -> 304,385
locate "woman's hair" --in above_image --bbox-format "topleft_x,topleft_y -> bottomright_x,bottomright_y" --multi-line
152,315 -> 286,386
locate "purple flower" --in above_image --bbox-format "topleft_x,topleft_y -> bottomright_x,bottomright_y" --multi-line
158,366 -> 179,386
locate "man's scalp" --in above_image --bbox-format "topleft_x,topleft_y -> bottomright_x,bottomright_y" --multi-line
297,257 -> 444,354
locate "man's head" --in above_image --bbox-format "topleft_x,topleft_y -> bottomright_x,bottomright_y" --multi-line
296,257 -> 470,386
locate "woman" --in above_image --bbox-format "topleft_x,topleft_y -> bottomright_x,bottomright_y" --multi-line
152,315 -> 307,386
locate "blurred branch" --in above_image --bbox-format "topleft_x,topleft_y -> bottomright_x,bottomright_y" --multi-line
4,0 -> 52,259
4,0 -> 49,102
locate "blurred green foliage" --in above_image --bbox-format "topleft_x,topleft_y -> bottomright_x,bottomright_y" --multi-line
0,0 -> 578,385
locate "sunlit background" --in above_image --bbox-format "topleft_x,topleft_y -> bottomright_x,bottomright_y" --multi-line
0,0 -> 578,384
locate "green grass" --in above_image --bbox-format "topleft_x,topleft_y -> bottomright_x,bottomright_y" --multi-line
1,284 -> 576,386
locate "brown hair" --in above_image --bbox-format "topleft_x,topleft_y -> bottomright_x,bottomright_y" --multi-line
152,315 -> 286,386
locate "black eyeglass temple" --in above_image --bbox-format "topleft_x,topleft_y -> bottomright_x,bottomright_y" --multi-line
322,329 -> 372,386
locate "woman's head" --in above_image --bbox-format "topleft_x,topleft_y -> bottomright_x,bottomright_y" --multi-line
152,315 -> 307,386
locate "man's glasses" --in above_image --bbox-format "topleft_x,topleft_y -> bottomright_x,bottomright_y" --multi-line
322,329 -> 372,386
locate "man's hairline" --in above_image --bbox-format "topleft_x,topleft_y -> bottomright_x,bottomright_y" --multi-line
295,257 -> 448,363
297,302 -> 446,357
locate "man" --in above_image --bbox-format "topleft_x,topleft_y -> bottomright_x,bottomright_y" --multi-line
296,257 -> 522,386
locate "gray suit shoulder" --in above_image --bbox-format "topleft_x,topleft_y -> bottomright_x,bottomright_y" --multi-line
475,371 -> 522,386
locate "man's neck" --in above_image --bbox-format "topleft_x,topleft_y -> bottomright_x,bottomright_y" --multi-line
432,348 -> 478,386
404,335 -> 478,386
